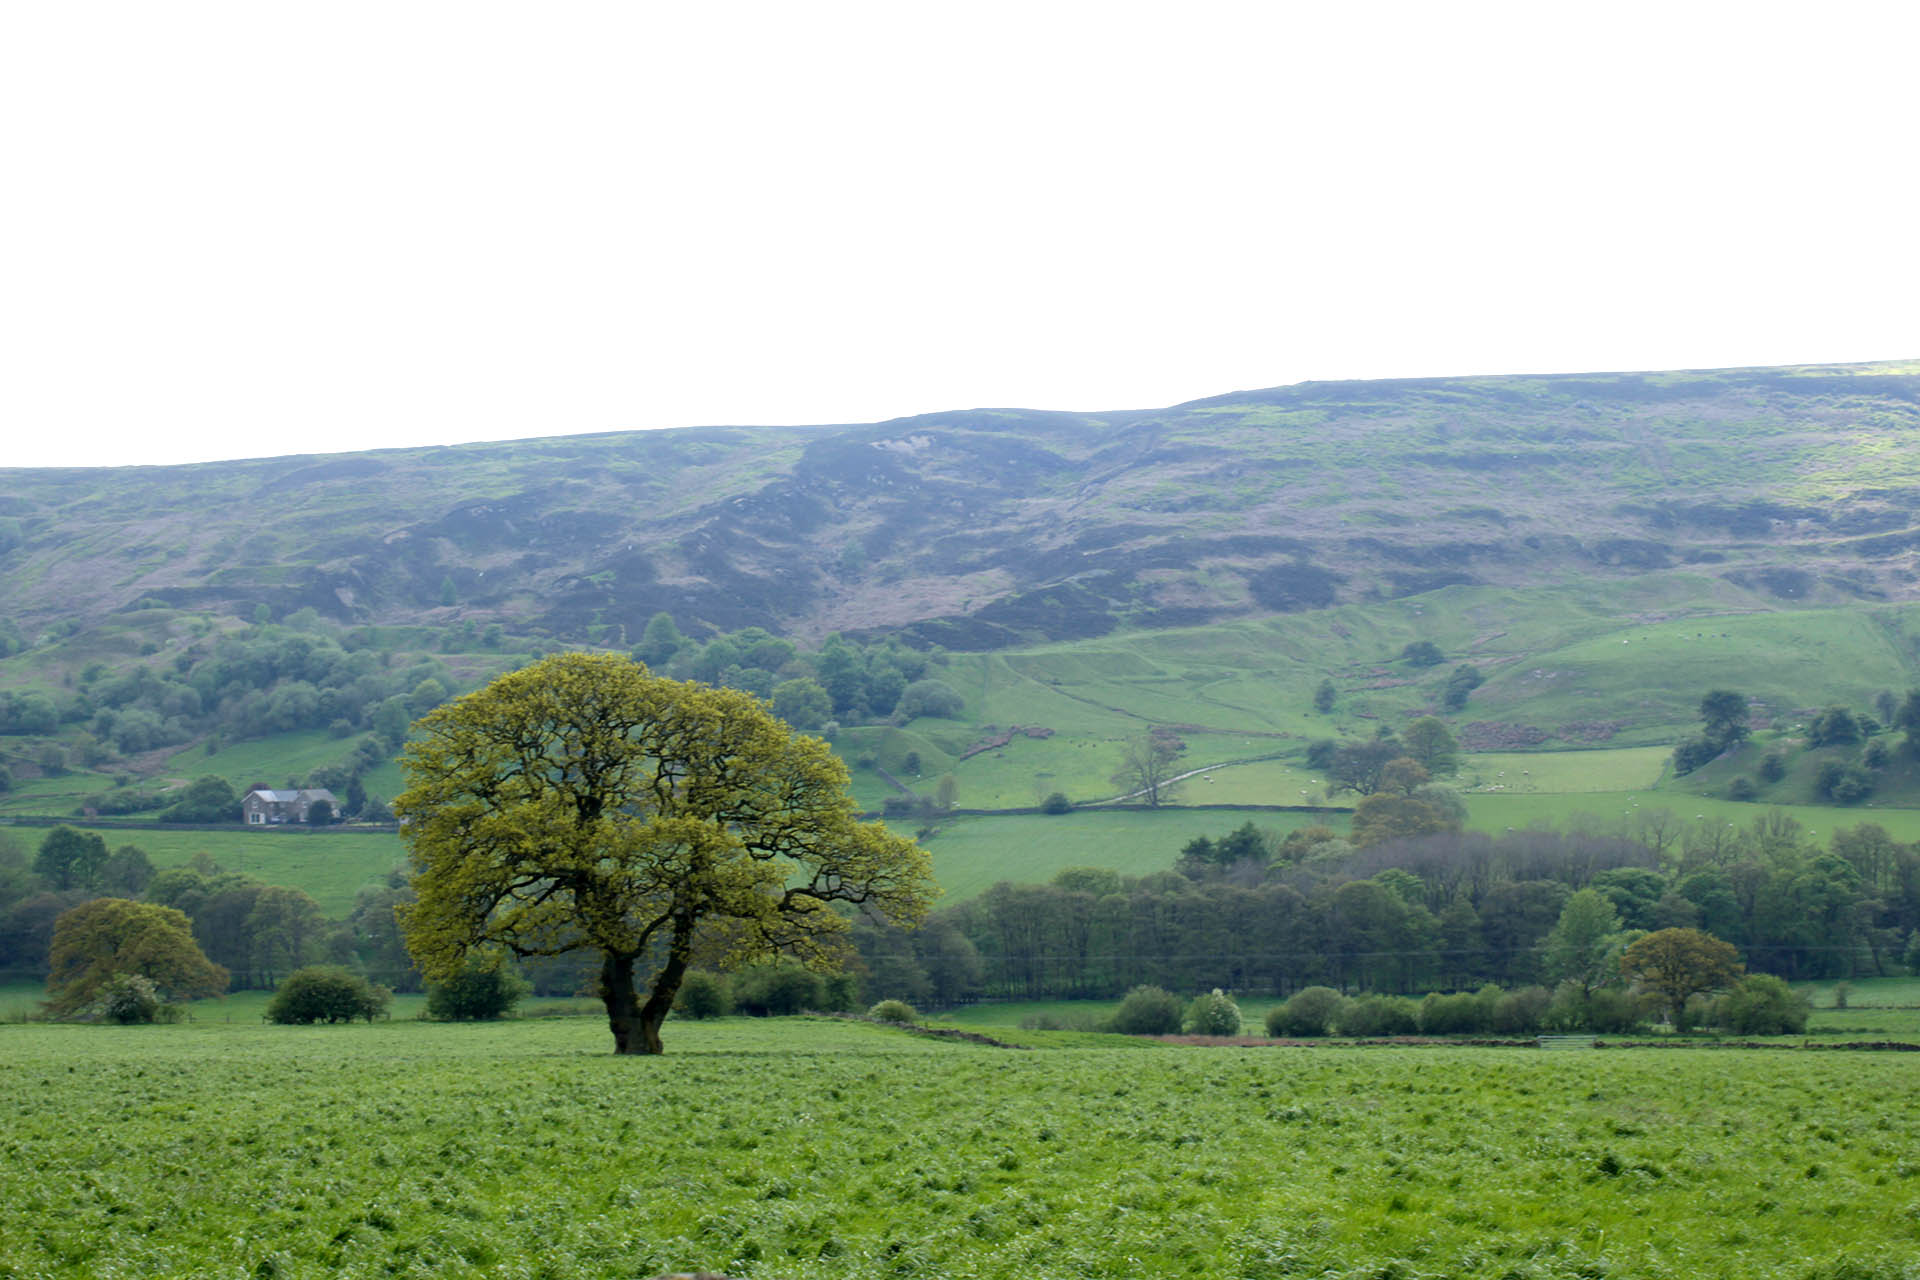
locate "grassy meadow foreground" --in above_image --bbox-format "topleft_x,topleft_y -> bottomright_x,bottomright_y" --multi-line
5,1018 -> 1919,1279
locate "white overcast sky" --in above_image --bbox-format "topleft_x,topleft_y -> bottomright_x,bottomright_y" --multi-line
3,2 -> 1917,468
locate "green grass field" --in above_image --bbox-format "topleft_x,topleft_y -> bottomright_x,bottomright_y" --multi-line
3,1016 -> 1917,1279
32,824 -> 407,916
918,808 -> 1335,902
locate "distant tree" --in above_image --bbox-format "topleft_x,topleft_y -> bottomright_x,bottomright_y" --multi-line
898,679 -> 965,720
46,898 -> 228,1016
1400,640 -> 1444,668
1313,679 -> 1336,713
245,886 -> 328,982
438,576 -> 457,606
1304,738 -> 1337,771
1699,689 -> 1750,747
1400,717 -> 1459,775
33,826 -> 108,892
933,775 -> 959,812
1377,757 -> 1431,796
634,612 -> 685,668
1325,738 -> 1404,796
1620,927 -> 1743,1026
1040,791 -> 1072,815
1808,705 -> 1863,747
770,677 -> 832,731
1111,732 -> 1183,807
1542,888 -> 1624,997
97,845 -> 155,897
306,798 -> 333,826
1726,776 -> 1757,801
1182,988 -> 1243,1036
1108,984 -> 1182,1035
1350,789 -> 1462,848
425,954 -> 530,1020
1670,735 -> 1720,776
868,998 -> 917,1024
266,965 -> 391,1024
1758,752 -> 1787,783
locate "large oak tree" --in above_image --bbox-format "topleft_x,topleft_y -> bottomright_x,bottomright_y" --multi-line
395,653 -> 934,1054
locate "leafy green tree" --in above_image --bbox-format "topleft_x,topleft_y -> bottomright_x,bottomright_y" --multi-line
425,954 -> 530,1020
1542,888 -> 1624,997
1808,706 -> 1862,747
634,612 -> 685,667
245,886 -> 328,983
1325,738 -> 1403,796
1108,984 -> 1182,1035
394,652 -> 933,1054
1349,790 -> 1462,848
1620,927 -> 1743,1026
266,966 -> 391,1024
1401,718 -> 1459,775
33,826 -> 108,892
46,898 -> 228,1016
868,998 -> 917,1024
1699,690 -> 1751,746
1441,665 -> 1483,711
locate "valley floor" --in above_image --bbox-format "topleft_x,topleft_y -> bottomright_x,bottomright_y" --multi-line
4,1015 -> 1917,1279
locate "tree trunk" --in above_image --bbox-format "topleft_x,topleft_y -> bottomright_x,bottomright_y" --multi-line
600,952 -> 655,1055
634,940 -> 691,1057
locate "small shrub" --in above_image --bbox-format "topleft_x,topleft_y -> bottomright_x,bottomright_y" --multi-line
1267,986 -> 1347,1037
1727,775 -> 1757,801
426,958 -> 530,1021
267,966 -> 392,1025
673,970 -> 733,1019
1400,640 -> 1444,667
1491,986 -> 1551,1035
1758,752 -> 1787,782
1832,981 -> 1851,1010
1182,988 -> 1242,1036
1040,792 -> 1072,815
868,999 -> 917,1024
1108,984 -> 1183,1035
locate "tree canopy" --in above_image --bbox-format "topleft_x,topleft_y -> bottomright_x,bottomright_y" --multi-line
395,652 -> 934,1054
1620,927 -> 1743,1025
46,898 -> 229,1016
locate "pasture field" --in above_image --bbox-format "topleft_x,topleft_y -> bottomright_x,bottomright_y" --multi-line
5,1018 -> 1920,1279
917,808 -> 1334,902
34,824 -> 406,916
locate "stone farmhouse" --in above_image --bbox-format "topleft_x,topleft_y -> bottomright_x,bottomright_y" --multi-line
241,787 -> 337,825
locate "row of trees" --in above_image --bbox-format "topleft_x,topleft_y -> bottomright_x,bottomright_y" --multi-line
851,812 -> 1920,1005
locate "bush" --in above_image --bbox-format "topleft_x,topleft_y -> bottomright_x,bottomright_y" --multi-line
1181,988 -> 1242,1036
1400,640 -> 1444,667
897,680 -> 965,719
731,961 -> 824,1016
1758,752 -> 1787,782
425,957 -> 530,1020
868,999 -> 917,1024
1727,775 -> 1757,801
1040,791 -> 1073,815
1333,994 -> 1419,1037
673,970 -> 732,1019
1266,986 -> 1347,1037
1491,986 -> 1551,1035
1107,984 -> 1183,1035
89,972 -> 181,1024
267,966 -> 392,1024
1720,974 -> 1810,1035
1417,990 -> 1485,1036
